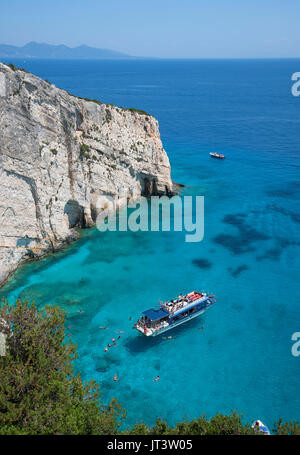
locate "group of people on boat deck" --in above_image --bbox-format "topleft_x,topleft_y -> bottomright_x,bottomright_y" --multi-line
163,295 -> 191,313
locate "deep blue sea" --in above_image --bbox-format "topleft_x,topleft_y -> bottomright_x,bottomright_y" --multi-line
1,58 -> 300,429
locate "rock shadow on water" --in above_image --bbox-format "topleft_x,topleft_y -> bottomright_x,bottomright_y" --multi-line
256,237 -> 300,262
192,258 -> 212,269
228,265 -> 249,277
213,233 -> 255,254
222,213 -> 247,226
265,181 -> 300,199
278,238 -> 300,249
267,204 -> 300,224
256,247 -> 282,262
213,213 -> 270,254
265,189 -> 295,199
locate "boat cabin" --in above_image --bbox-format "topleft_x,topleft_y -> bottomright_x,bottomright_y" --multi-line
141,307 -> 169,330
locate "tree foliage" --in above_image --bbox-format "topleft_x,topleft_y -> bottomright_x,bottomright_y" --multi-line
0,299 -> 125,435
127,413 -> 256,435
273,418 -> 300,435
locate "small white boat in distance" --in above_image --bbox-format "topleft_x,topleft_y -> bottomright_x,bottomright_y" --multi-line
252,420 -> 271,435
210,152 -> 225,159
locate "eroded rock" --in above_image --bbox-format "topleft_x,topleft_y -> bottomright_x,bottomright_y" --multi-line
0,63 -> 174,285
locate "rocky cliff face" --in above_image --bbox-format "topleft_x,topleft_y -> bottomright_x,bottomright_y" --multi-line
0,62 -> 174,286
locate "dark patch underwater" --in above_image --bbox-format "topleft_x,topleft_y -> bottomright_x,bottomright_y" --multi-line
228,265 -> 249,277
192,258 -> 212,269
213,213 -> 270,254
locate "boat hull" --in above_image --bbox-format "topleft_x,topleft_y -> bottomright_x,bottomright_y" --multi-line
152,309 -> 205,336
210,154 -> 225,159
137,308 -> 208,337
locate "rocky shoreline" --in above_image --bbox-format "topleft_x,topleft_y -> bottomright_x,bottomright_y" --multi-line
0,62 -> 175,287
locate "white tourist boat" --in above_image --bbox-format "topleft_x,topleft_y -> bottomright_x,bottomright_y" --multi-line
135,291 -> 216,337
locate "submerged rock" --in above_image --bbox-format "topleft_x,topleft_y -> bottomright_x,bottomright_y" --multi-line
0,63 -> 175,285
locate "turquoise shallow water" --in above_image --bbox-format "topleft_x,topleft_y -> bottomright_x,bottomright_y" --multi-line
1,59 -> 300,428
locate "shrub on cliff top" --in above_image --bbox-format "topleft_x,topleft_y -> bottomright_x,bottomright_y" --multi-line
0,299 -> 125,435
7,63 -> 29,73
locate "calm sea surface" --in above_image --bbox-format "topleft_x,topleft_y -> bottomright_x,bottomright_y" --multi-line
1,58 -> 300,428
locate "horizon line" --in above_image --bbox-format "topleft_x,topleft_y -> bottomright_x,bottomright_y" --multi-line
0,42 -> 299,60
1,56 -> 300,61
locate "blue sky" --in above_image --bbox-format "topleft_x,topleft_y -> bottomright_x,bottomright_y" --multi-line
1,0 -> 299,58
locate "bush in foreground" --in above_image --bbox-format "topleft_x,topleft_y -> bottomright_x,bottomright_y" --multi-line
0,299 -> 125,435
127,413 -> 256,435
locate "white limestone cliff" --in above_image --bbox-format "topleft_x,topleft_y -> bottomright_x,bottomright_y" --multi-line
0,62 -> 175,286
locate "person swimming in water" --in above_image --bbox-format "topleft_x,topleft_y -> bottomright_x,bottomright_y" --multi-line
113,374 -> 118,382
153,376 -> 160,382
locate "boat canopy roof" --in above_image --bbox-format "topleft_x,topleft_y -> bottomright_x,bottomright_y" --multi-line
142,307 -> 168,321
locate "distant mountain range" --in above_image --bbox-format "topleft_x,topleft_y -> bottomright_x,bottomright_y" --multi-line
0,42 -> 135,59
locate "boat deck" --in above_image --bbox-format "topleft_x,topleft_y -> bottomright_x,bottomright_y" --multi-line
161,291 -> 205,315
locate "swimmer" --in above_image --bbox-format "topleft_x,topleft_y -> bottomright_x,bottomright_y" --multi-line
113,374 -> 118,382
112,338 -> 116,342
99,326 -> 107,330
108,344 -> 112,348
153,375 -> 160,382
104,347 -> 108,352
